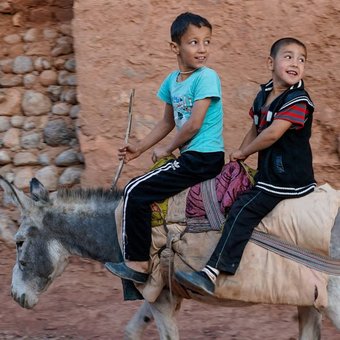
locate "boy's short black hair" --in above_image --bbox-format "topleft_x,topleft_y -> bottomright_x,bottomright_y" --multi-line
270,37 -> 307,58
171,12 -> 212,44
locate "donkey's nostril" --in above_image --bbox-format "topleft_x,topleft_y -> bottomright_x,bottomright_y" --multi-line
20,293 -> 26,307
19,260 -> 27,270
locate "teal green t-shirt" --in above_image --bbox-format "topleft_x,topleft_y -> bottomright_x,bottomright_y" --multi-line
157,66 -> 224,153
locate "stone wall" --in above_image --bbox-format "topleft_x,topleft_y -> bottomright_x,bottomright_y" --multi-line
0,0 -> 80,243
0,0 -> 80,191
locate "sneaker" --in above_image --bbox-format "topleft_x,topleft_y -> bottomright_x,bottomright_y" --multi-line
175,270 -> 215,296
105,262 -> 149,284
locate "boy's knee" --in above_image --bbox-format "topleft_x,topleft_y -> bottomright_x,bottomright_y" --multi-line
125,187 -> 150,206
126,192 -> 139,204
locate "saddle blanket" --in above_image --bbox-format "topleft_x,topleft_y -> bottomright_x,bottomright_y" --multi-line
150,161 -> 254,228
117,184 -> 340,309
186,161 -> 254,219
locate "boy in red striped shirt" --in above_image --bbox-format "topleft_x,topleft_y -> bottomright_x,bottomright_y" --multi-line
176,37 -> 316,295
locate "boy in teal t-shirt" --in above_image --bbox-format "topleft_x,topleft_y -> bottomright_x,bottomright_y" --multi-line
106,12 -> 224,284
158,66 -> 224,153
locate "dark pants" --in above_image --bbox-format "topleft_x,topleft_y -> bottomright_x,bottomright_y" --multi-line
207,188 -> 285,274
123,151 -> 224,261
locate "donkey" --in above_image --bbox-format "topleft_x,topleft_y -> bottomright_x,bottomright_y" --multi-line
1,175 -> 340,340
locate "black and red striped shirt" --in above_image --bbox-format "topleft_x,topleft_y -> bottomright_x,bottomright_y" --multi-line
250,79 -> 316,197
249,102 -> 308,133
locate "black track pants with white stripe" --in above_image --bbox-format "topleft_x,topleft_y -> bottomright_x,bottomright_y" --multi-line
122,151 -> 224,261
207,188 -> 284,274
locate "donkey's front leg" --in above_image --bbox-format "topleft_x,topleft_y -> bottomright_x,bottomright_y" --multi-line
125,301 -> 154,340
297,306 -> 322,340
325,276 -> 340,331
148,288 -> 182,340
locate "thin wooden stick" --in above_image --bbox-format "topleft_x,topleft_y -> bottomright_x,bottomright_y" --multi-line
111,89 -> 135,188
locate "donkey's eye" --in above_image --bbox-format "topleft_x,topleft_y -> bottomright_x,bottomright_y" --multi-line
18,259 -> 27,271
27,226 -> 39,236
19,259 -> 27,267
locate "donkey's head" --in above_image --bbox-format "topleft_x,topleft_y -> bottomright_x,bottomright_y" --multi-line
0,176 -> 69,309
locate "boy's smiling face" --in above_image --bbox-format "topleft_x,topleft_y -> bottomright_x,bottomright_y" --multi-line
268,43 -> 306,89
171,24 -> 212,73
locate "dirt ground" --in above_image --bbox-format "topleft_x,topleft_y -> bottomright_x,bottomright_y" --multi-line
1,242 -> 340,340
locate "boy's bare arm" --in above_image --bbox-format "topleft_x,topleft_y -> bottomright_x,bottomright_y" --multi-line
239,123 -> 257,149
118,103 -> 175,163
231,119 -> 292,161
230,123 -> 257,161
152,98 -> 211,161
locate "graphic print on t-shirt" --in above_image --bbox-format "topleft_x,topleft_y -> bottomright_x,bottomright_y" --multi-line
172,95 -> 193,129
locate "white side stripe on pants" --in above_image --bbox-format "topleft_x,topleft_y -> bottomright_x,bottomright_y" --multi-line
122,161 -> 178,258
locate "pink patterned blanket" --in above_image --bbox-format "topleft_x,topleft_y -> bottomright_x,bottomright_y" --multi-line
186,161 -> 254,219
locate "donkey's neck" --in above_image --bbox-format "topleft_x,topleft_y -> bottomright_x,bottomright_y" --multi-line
45,199 -> 123,264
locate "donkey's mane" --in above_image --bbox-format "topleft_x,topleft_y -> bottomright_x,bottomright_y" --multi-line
56,187 -> 123,203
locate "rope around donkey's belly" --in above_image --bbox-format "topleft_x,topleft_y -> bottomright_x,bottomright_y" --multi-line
251,230 -> 340,275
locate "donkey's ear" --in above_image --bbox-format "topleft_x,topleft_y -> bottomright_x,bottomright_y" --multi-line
0,175 -> 33,211
30,178 -> 49,203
